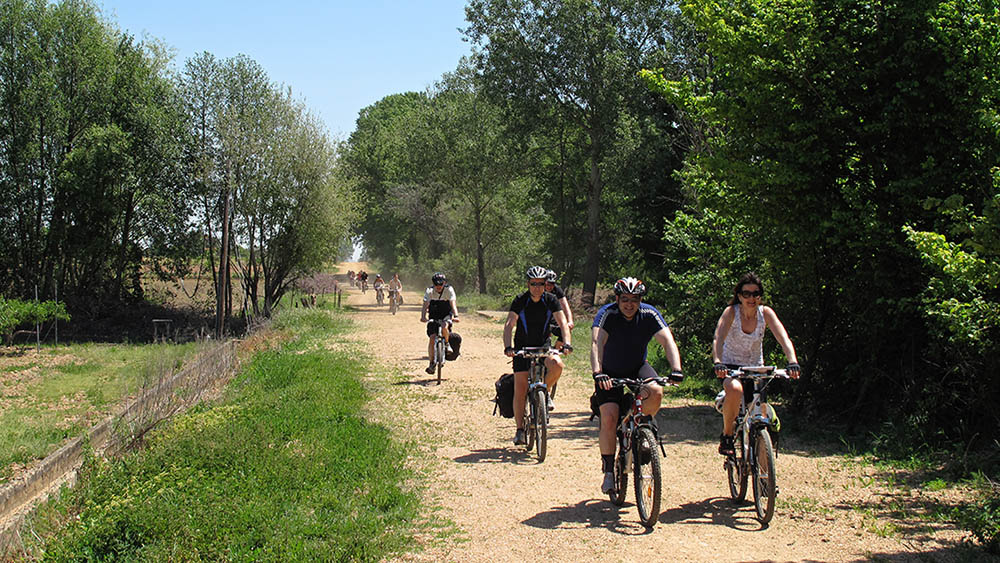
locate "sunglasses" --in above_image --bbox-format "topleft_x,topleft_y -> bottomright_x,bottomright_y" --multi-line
619,296 -> 641,304
528,282 -> 546,287
434,282 -> 444,287
739,290 -> 762,298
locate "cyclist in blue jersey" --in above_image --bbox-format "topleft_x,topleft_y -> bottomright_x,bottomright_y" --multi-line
591,277 -> 683,494
503,266 -> 573,445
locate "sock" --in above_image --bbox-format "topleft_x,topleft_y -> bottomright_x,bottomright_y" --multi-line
602,454 -> 614,473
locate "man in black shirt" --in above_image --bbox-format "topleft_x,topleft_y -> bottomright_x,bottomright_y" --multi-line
503,266 -> 573,446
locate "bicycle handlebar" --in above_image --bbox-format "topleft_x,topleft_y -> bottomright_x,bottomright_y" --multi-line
726,366 -> 791,379
608,377 -> 678,388
513,346 -> 564,358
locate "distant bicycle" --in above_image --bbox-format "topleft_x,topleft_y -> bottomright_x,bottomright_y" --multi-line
513,347 -> 563,462
388,289 -> 400,314
604,376 -> 676,528
722,365 -> 791,525
375,286 -> 385,306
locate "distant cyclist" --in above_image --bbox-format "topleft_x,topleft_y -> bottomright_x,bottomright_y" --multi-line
503,266 -> 573,445
712,272 -> 800,456
373,274 -> 385,304
420,273 -> 459,374
591,277 -> 683,494
544,269 -> 574,348
388,273 -> 403,304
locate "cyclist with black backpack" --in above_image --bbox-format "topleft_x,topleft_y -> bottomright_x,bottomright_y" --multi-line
591,277 -> 683,494
503,266 -> 573,446
420,273 -> 460,374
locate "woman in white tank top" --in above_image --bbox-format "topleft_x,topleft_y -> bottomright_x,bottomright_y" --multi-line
711,273 -> 800,456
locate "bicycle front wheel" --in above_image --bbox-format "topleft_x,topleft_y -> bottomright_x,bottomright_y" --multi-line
727,430 -> 748,502
531,389 -> 547,462
609,442 -> 628,506
752,428 -> 777,524
633,427 -> 662,528
435,337 -> 445,385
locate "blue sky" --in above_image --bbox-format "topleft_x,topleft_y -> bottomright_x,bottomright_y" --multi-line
98,1 -> 473,140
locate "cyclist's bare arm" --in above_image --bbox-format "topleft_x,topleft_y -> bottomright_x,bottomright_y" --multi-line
553,310 -> 571,352
503,312 -> 518,356
420,300 -> 429,322
591,327 -> 613,390
762,306 -> 797,373
653,327 -> 682,373
450,298 -> 459,321
712,307 -> 736,376
559,296 -> 574,329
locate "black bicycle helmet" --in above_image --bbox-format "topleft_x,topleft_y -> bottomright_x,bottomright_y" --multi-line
613,277 -> 647,296
431,272 -> 446,285
525,265 -> 548,280
546,269 -> 558,283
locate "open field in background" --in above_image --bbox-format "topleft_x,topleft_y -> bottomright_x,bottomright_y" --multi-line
0,341 -> 205,484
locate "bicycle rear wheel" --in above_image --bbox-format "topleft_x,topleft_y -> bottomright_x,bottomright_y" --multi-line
752,428 -> 777,524
727,430 -> 748,502
609,442 -> 628,506
633,427 -> 662,528
531,389 -> 547,462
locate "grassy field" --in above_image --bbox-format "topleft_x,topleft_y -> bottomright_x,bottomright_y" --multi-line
20,305 -> 422,561
0,341 -> 204,483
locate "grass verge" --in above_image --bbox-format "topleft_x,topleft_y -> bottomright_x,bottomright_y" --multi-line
21,307 -> 421,562
0,341 -> 202,483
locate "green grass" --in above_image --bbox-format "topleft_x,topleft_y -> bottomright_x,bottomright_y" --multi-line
27,307 -> 421,562
0,342 -> 202,481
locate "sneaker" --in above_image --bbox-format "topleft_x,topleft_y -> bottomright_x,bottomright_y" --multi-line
513,428 -> 526,445
425,364 -> 435,375
547,396 -> 555,411
601,471 -> 616,494
719,434 -> 735,456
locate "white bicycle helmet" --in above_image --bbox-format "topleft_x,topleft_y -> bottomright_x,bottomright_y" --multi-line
613,277 -> 647,296
525,265 -> 548,280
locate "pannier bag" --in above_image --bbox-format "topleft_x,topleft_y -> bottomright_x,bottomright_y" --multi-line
445,332 -> 462,361
493,373 -> 515,418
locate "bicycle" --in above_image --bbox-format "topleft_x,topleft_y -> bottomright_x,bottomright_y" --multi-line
722,365 -> 791,525
375,285 -> 385,306
603,376 -> 675,528
429,317 -> 454,385
513,347 -> 562,462
388,289 -> 400,314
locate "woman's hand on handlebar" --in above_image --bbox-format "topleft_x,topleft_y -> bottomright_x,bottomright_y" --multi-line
714,362 -> 728,378
504,346 -> 515,357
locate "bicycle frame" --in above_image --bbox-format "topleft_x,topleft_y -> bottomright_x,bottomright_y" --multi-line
432,321 -> 449,385
611,378 -> 665,458
730,367 -> 788,460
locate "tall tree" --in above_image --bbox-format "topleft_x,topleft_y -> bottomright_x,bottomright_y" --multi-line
464,0 -> 684,303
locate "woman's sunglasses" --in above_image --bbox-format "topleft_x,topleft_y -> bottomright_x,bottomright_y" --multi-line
739,290 -> 762,298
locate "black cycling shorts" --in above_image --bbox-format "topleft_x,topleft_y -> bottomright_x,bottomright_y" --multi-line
426,317 -> 452,337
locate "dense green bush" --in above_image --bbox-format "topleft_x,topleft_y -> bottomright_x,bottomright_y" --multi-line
0,296 -> 70,345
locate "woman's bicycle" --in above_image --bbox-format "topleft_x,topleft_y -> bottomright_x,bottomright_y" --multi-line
375,285 -> 385,306
388,289 -> 400,314
605,376 -> 675,528
722,365 -> 791,525
513,347 -> 562,462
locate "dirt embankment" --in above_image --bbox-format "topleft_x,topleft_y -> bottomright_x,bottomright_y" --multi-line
336,276 -> 979,563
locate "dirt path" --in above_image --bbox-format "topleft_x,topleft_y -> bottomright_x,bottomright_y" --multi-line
336,279 -> 975,562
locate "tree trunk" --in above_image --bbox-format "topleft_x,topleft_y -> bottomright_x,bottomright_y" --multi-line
581,139 -> 603,306
216,185 -> 231,338
475,204 -> 487,294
